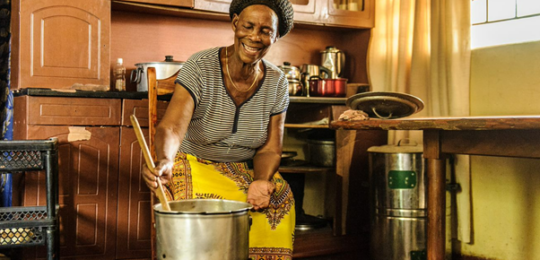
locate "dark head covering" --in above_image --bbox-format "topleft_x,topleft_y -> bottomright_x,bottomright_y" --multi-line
229,0 -> 294,37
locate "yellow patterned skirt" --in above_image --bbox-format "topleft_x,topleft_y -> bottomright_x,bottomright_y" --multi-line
163,153 -> 296,260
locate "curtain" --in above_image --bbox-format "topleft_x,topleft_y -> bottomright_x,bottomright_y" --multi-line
0,0 -> 12,207
367,0 -> 472,243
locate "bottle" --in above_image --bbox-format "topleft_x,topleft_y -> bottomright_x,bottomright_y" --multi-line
114,58 -> 126,91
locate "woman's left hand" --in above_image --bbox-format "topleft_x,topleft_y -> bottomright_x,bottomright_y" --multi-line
247,180 -> 276,210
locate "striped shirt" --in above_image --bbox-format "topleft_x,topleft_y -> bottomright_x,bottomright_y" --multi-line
175,47 -> 289,162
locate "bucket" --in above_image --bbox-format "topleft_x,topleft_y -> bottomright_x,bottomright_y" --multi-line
154,199 -> 252,260
368,141 -> 427,260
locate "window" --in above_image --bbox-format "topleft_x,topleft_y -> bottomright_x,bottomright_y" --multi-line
471,0 -> 540,49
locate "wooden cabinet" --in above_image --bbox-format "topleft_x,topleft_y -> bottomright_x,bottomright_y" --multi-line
11,0 -> 111,90
12,96 -> 171,259
118,0 -> 193,8
116,99 -> 168,259
14,96 -> 121,259
193,0 -> 373,27
323,0 -> 375,28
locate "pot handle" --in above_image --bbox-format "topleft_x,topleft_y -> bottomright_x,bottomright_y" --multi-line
309,75 -> 322,81
372,107 -> 393,119
130,67 -> 142,83
319,66 -> 332,79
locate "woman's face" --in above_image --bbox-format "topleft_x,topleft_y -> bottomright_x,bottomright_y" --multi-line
232,5 -> 279,64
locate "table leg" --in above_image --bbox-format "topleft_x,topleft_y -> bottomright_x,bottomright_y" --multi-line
427,158 -> 446,260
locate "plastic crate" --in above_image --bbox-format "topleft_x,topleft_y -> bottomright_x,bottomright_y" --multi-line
0,138 -> 59,259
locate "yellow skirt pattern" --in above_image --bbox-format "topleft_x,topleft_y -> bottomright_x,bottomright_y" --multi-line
163,153 -> 296,260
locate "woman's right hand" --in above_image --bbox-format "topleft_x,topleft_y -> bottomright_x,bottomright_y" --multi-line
142,159 -> 174,192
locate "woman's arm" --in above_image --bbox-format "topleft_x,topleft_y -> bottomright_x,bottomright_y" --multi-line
142,84 -> 194,191
248,112 -> 286,210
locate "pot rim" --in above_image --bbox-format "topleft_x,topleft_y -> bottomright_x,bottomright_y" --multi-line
154,199 -> 253,215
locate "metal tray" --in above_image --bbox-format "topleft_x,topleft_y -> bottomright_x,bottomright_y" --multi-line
346,92 -> 424,119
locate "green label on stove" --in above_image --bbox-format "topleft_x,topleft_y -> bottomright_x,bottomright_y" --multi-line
388,170 -> 417,189
410,250 -> 427,260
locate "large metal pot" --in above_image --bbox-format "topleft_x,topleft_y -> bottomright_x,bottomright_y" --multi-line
307,139 -> 336,167
368,142 -> 426,260
154,199 -> 252,260
130,55 -> 184,92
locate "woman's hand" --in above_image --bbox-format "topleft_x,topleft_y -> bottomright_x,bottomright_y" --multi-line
142,159 -> 174,192
247,180 -> 276,210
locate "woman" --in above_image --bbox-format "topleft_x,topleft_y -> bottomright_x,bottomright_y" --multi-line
142,0 -> 296,259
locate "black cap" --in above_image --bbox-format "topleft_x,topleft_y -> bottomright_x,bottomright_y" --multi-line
229,0 -> 294,37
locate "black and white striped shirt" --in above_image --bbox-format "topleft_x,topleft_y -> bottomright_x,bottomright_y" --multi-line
175,47 -> 289,162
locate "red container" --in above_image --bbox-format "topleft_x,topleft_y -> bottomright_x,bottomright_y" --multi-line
309,77 -> 348,97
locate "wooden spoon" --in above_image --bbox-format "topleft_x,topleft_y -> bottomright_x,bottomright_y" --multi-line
130,114 -> 171,211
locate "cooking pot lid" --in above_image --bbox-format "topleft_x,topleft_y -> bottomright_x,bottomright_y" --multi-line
346,92 -> 424,119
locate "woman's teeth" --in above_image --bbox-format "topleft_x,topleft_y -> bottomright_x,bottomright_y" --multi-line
243,44 -> 259,54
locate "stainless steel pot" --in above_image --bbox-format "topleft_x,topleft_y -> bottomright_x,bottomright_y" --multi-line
288,79 -> 303,96
154,199 -> 252,260
130,55 -> 184,92
307,139 -> 335,167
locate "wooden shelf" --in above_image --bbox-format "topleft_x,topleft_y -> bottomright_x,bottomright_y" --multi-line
290,96 -> 347,104
285,123 -> 329,129
279,164 -> 334,174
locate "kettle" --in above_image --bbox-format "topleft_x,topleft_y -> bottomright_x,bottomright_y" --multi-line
320,46 -> 345,79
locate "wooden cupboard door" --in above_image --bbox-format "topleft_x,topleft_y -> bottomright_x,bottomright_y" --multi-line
290,0 -> 319,24
20,96 -> 121,126
323,0 -> 374,28
12,0 -> 110,89
194,0 -> 319,24
117,0 -> 193,8
121,99 -> 169,127
116,127 -> 153,259
23,126 -> 120,259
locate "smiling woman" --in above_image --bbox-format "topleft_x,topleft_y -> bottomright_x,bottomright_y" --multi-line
141,0 -> 297,259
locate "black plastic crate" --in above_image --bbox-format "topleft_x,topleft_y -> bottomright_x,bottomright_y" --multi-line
0,138 -> 59,259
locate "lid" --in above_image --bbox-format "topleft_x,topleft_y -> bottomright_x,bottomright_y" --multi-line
368,140 -> 423,153
321,46 -> 342,53
346,91 -> 424,119
135,55 -> 185,66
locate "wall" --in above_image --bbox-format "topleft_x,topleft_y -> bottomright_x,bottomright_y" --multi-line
455,40 -> 540,259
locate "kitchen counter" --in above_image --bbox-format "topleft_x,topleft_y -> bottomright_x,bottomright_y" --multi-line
14,88 -> 172,100
331,115 -> 540,260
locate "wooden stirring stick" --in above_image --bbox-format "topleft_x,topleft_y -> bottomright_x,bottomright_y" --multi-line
130,115 -> 171,211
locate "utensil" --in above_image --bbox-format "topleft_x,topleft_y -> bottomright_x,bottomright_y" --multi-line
300,64 -> 332,96
154,199 -> 252,260
277,61 -> 301,81
288,79 -> 303,96
130,55 -> 184,92
130,114 -> 171,211
320,46 -> 346,79
346,92 -> 424,119
308,76 -> 348,97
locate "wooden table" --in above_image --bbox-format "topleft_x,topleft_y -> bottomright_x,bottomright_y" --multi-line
331,116 -> 540,260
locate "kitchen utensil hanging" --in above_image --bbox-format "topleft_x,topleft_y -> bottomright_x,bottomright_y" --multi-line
346,92 -> 424,119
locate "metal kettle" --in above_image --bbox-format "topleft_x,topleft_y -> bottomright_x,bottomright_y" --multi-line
320,46 -> 345,79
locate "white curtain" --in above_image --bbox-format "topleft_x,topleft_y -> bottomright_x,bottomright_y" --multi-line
367,0 -> 472,243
